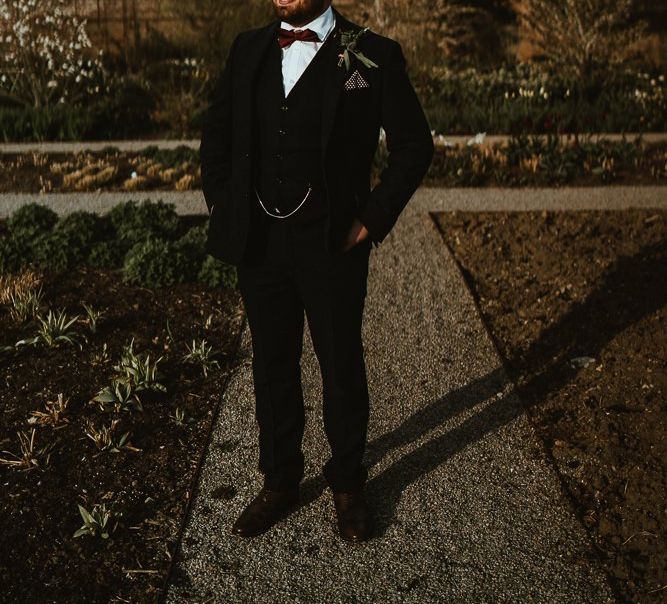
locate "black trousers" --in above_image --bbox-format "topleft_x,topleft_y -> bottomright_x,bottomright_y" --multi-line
236,211 -> 372,493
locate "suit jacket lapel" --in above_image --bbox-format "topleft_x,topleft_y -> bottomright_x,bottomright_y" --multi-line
320,6 -> 360,161
237,19 -> 280,147
242,19 -> 280,89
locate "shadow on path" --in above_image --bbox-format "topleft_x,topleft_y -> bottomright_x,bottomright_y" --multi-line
298,236 -> 667,537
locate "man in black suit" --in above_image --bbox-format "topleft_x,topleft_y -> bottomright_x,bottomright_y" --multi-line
200,0 -> 433,542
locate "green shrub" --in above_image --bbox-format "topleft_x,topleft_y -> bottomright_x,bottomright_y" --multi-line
122,237 -> 189,288
0,233 -> 33,273
198,256 -> 237,289
31,223 -> 106,274
3,209 -> 117,275
417,64 -> 666,134
0,78 -> 155,142
87,240 -> 126,269
139,145 -> 199,168
87,77 -> 156,139
175,224 -> 208,281
7,203 -> 59,239
0,104 -> 95,142
53,211 -> 108,257
29,231 -> 75,274
0,204 -> 60,272
176,224 -> 208,257
108,199 -> 180,249
1,201 -> 239,287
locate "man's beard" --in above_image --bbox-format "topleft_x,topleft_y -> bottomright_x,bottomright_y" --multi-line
273,0 -> 328,26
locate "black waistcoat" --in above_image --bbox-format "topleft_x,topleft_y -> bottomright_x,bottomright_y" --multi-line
251,30 -> 336,225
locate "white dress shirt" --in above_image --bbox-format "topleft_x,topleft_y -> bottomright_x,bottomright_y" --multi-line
280,5 -> 336,97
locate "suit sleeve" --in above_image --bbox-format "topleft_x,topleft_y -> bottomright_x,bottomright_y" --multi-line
200,34 -> 241,215
358,40 -> 434,246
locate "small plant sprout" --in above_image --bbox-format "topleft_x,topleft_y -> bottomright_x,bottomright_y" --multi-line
169,407 -> 186,426
183,338 -> 220,377
91,342 -> 110,366
16,308 -> 87,350
91,379 -> 143,413
0,428 -> 56,471
205,313 -> 214,329
73,503 -> 118,539
113,338 -> 167,392
27,393 -> 70,429
81,303 -> 105,333
7,284 -> 44,323
165,318 -> 176,350
84,418 -> 141,455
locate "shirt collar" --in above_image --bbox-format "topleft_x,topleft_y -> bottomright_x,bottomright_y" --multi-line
280,4 -> 335,43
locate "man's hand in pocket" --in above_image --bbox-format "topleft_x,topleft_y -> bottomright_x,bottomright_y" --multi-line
341,217 -> 369,252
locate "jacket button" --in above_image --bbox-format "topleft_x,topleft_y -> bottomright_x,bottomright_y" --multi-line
281,105 -> 288,111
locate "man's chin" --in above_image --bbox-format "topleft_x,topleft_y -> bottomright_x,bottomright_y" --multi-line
274,8 -> 301,19
273,1 -> 320,24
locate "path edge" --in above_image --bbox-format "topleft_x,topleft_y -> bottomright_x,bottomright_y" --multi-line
426,209 -> 620,602
157,311 -> 248,604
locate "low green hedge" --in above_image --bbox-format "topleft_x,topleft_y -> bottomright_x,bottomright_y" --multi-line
0,78 -> 156,142
416,64 -> 666,135
2,63 -> 663,141
0,200 -> 237,289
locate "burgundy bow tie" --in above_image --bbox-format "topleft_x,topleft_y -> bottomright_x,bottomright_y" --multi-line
278,27 -> 320,48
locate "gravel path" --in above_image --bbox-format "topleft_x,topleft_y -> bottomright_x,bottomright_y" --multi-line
0,185 -> 665,219
163,199 -> 616,603
1,132 -> 665,155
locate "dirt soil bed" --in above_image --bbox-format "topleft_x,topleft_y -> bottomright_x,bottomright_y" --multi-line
433,209 -> 666,603
0,150 -> 201,194
1,140 -> 665,193
0,252 -> 244,602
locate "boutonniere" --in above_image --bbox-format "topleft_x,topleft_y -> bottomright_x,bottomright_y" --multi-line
337,27 -> 379,71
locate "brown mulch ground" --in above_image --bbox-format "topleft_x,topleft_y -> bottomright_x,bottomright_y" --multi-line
433,209 -> 667,603
0,263 -> 244,603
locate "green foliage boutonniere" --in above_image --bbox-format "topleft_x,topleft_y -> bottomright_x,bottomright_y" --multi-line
337,27 -> 379,71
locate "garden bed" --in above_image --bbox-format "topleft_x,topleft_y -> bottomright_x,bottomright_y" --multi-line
0,146 -> 201,194
433,209 -> 666,603
0,137 -> 664,194
0,202 -> 245,602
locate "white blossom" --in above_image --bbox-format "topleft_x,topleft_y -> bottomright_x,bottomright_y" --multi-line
0,0 -> 105,108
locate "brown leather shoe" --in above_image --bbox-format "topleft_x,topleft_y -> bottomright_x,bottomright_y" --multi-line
332,490 -> 374,542
231,486 -> 300,537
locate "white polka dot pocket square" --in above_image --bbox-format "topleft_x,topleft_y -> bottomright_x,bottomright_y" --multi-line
343,69 -> 370,91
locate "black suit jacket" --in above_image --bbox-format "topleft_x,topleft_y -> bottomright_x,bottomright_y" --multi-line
201,5 -> 434,265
